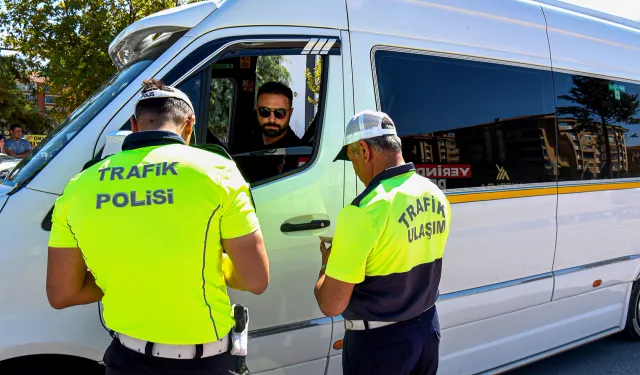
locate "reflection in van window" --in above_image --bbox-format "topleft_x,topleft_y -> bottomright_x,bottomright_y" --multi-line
5,60 -> 154,188
553,72 -> 640,180
374,50 -> 556,190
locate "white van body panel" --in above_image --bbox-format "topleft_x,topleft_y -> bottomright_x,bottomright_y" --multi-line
439,283 -> 629,375
552,255 -> 640,301
192,0 -> 348,33
0,188 -> 109,362
0,184 -> 13,210
346,0 -> 552,66
541,2 -> 640,80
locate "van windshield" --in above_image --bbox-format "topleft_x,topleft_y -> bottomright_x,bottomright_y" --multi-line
2,59 -> 153,189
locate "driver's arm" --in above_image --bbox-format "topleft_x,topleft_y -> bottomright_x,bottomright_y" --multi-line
4,148 -> 17,157
19,141 -> 33,157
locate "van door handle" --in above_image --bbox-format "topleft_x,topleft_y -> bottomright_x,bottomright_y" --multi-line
280,220 -> 330,233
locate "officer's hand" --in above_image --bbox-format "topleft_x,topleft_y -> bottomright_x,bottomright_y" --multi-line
320,240 -> 332,265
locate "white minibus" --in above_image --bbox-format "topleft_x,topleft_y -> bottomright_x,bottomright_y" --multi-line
2,0 -> 640,374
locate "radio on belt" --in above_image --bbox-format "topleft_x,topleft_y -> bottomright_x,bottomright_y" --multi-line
231,304 -> 250,375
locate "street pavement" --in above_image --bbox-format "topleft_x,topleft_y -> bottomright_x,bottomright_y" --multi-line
507,334 -> 640,375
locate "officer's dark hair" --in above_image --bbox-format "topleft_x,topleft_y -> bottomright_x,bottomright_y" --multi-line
135,79 -> 194,126
257,81 -> 293,106
9,125 -> 22,132
350,117 -> 403,155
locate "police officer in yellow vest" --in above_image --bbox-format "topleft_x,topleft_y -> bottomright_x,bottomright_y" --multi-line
46,79 -> 269,375
314,110 -> 451,375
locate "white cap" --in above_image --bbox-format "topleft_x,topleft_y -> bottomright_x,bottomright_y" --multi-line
334,109 -> 397,161
134,88 -> 195,115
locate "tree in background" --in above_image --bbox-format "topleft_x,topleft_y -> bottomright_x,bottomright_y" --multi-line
0,0 -> 201,123
208,78 -> 234,145
0,55 -> 54,135
256,56 -> 292,90
305,58 -> 322,108
304,58 -> 322,129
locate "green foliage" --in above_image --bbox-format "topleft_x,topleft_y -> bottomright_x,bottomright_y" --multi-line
305,58 -> 322,107
256,56 -> 292,89
0,0 -> 200,123
208,78 -> 234,144
0,55 -> 54,134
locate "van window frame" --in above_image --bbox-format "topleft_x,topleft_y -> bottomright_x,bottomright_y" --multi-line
162,36 -> 339,188
370,44 -> 559,193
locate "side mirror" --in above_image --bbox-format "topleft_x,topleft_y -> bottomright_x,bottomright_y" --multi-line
101,130 -> 132,159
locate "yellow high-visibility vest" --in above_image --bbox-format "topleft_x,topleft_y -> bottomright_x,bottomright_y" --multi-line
48,130 -> 260,344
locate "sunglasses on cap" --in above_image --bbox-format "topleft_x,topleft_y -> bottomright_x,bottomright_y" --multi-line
258,107 -> 290,120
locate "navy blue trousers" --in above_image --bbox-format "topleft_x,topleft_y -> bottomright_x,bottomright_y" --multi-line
103,338 -> 237,375
342,306 -> 440,375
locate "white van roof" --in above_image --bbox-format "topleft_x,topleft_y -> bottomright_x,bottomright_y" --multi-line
193,0 -> 349,32
108,0 -> 640,75
532,0 -> 640,30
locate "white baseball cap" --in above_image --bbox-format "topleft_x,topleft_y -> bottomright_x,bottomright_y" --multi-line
134,87 -> 195,115
334,109 -> 398,161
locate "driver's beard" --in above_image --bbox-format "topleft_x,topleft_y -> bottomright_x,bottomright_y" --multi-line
261,122 -> 289,138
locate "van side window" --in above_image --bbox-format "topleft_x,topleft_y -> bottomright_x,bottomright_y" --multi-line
123,37 -> 336,185
553,72 -> 640,180
197,50 -> 329,186
373,49 -> 556,190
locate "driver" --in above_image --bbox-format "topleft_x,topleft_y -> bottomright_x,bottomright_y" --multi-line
238,82 -> 305,182
251,81 -> 304,150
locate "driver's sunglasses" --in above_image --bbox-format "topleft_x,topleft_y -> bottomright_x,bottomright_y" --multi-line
258,107 -> 289,120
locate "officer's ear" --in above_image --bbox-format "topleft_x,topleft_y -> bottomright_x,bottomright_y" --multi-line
130,116 -> 140,133
358,140 -> 373,162
180,114 -> 196,144
186,114 -> 195,134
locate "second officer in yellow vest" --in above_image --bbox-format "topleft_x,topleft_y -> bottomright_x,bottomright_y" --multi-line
46,79 -> 269,375
314,110 -> 451,375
